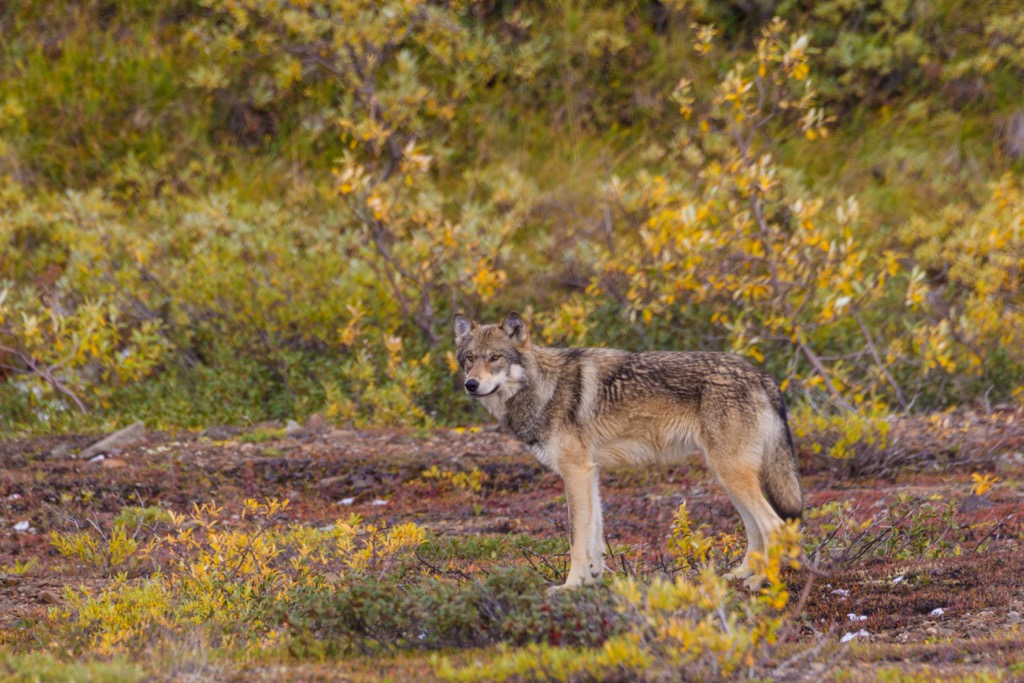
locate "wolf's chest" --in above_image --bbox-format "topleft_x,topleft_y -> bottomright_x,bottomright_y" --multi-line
526,441 -> 560,470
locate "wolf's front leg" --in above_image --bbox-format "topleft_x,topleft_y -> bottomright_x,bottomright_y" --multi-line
551,462 -> 604,593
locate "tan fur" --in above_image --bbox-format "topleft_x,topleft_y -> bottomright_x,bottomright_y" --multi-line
453,312 -> 802,591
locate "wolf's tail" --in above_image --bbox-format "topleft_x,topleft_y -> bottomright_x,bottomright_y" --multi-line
760,396 -> 803,522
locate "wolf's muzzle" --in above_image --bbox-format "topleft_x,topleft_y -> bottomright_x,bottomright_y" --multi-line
464,378 -> 480,393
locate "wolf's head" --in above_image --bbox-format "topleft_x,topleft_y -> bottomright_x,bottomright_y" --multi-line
452,311 -> 529,399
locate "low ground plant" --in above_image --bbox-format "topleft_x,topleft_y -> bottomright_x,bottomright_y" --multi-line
434,523 -> 804,682
51,499 -> 426,656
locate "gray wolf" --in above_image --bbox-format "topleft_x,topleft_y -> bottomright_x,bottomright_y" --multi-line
453,311 -> 802,591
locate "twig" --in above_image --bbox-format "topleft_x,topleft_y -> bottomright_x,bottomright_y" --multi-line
414,549 -> 475,582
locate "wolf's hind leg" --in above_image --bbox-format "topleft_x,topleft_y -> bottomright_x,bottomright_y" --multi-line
708,455 -> 784,587
721,490 -> 762,581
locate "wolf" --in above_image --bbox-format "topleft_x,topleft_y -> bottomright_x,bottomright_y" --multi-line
453,311 -> 802,591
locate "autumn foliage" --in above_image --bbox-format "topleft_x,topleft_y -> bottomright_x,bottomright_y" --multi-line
1,1 -> 1023,431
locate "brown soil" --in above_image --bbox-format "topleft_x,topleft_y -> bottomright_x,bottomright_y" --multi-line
2,410 -> 1023,679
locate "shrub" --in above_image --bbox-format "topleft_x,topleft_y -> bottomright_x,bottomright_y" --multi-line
282,566 -> 624,656
0,650 -> 143,683
52,499 -> 427,655
434,523 -> 803,682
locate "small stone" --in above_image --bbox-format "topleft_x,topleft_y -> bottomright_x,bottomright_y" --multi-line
284,420 -> 303,437
202,426 -> 236,441
1007,611 -> 1022,625
79,421 -> 146,459
49,443 -> 70,459
13,521 -> 30,532
38,590 -> 60,605
305,413 -> 328,434
840,629 -> 869,643
350,475 -> 374,491
88,454 -> 106,464
960,494 -> 995,513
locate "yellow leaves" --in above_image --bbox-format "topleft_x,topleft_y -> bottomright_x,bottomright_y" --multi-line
599,636 -> 652,671
671,78 -> 695,120
57,499 -> 427,655
720,70 -> 753,108
905,266 -> 928,310
420,464 -> 486,493
334,161 -> 367,197
337,304 -> 365,347
468,260 -> 507,302
599,557 -> 792,680
187,64 -> 230,91
366,192 -> 388,221
445,350 -> 459,373
970,473 -> 998,496
693,24 -> 718,57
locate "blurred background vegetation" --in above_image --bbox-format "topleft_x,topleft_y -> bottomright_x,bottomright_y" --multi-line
1,0 -> 1022,432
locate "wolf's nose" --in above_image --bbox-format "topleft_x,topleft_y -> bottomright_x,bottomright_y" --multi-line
465,378 -> 480,393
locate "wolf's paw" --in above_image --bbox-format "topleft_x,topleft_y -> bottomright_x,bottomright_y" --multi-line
724,563 -> 753,581
547,582 -> 580,596
742,574 -> 767,592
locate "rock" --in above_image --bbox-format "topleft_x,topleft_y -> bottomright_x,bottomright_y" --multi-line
38,590 -> 60,605
305,413 -> 328,434
316,476 -> 349,498
284,420 -> 303,437
1000,109 -> 1024,159
1007,611 -> 1022,625
959,493 -> 995,513
202,426 -> 237,441
79,421 -> 146,460
350,475 -> 374,491
48,443 -> 70,459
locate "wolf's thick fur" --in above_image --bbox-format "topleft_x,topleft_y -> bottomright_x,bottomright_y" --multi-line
454,311 -> 802,591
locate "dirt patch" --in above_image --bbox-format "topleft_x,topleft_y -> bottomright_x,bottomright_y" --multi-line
2,412 -> 1024,678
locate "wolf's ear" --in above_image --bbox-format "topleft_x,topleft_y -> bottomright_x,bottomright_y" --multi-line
453,314 -> 476,343
501,311 -> 529,344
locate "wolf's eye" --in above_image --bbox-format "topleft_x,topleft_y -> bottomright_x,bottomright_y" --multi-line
465,354 -> 475,364
490,354 -> 502,362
